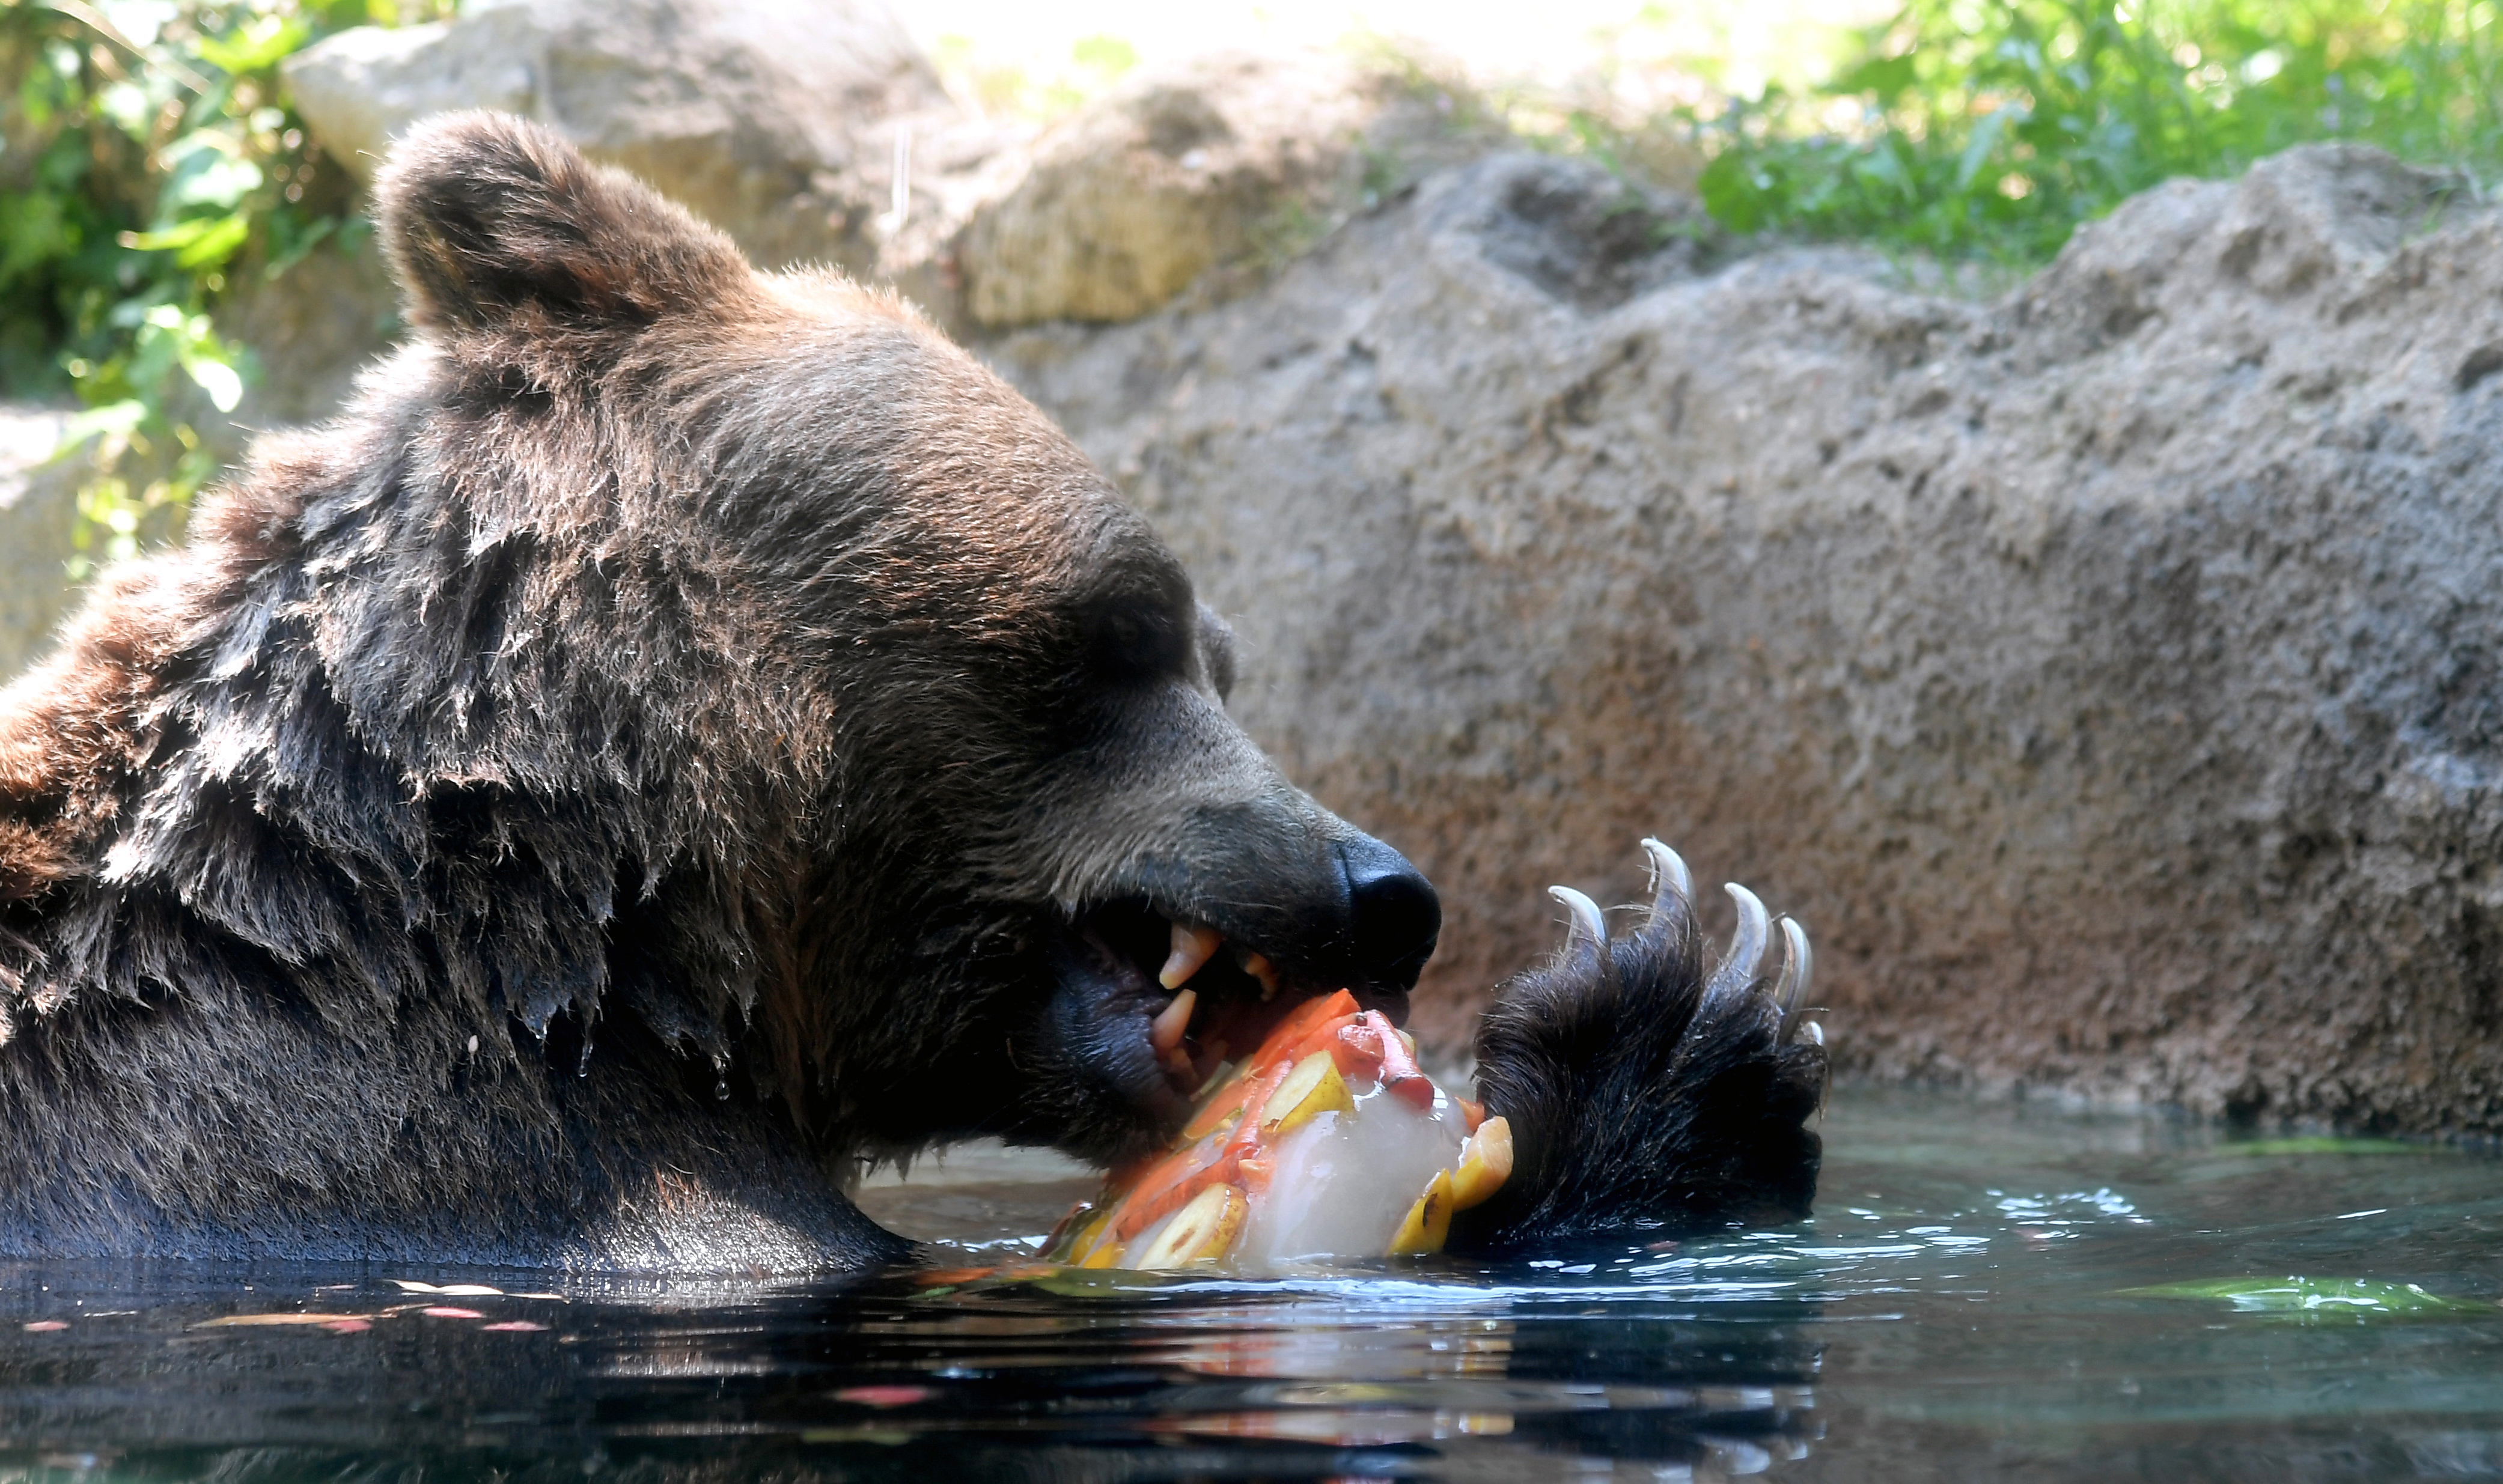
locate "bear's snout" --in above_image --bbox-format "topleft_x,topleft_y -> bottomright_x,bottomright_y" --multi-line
1337,834 -> 1441,1002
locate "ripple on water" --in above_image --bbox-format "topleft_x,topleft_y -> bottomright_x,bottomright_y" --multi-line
3,1087 -> 2501,1481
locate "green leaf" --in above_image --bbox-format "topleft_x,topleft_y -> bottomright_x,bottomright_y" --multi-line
158,135 -> 264,213
170,214 -> 249,272
1829,52 -> 1920,105
180,353 -> 242,412
1954,104 -> 2015,192
1697,150 -> 1772,234
50,400 -> 147,456
0,192 -> 73,287
122,213 -> 249,269
1069,34 -> 1138,79
193,15 -> 311,76
262,213 -> 337,281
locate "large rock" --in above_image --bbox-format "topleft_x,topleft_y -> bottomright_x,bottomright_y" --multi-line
956,52 -> 1397,328
221,229 -> 403,430
0,406 -> 81,679
282,0 -> 952,273
988,144 -> 2503,1135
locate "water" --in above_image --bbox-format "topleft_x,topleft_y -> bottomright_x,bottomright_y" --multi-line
5,1087 -> 2501,1482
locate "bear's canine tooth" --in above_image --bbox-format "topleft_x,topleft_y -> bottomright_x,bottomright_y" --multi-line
1159,922 -> 1223,990
1150,987 -> 1197,1059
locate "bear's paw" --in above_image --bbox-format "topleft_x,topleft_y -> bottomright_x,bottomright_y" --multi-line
1453,838 -> 1829,1251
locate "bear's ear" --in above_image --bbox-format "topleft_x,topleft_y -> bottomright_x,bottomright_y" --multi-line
373,111 -> 751,334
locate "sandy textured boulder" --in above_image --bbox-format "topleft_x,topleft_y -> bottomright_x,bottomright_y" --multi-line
989,144 -> 2503,1135
956,52 -> 1470,328
282,0 -> 950,272
0,406 -> 80,678
221,232 -> 403,430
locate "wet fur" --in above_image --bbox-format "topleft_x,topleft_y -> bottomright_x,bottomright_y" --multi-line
0,113 -> 1825,1267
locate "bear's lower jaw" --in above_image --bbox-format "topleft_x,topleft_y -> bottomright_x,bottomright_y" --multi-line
1032,900 -> 1366,1160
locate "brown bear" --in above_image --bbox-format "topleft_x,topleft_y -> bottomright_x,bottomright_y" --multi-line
0,113 -> 1825,1269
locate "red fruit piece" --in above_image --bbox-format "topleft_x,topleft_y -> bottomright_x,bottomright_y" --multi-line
1258,989 -> 1360,1059
1358,1010 -> 1434,1108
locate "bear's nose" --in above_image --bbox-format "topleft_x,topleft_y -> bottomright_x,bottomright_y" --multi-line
1337,833 -> 1441,994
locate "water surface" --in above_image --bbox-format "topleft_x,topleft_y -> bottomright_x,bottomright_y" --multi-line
5,1087 -> 2499,1481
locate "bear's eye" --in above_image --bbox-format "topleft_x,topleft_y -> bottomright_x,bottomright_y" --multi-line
1087,599 -> 1189,684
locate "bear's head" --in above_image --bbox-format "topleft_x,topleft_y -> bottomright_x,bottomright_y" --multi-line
350,113 -> 1438,1167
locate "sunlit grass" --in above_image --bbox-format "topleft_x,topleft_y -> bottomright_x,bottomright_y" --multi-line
1546,0 -> 2503,263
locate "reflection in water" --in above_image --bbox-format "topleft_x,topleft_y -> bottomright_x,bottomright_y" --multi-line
2,1087 -> 2501,1481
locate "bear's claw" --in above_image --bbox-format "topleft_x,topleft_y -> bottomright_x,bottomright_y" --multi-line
1546,884 -> 1609,963
1639,836 -> 1695,915
1704,882 -> 1772,1008
1449,837 -> 1830,1251
1774,917 -> 1813,1032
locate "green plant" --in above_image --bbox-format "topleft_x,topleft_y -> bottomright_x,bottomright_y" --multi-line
1684,0 -> 2500,263
2,0 -> 445,577
928,30 -> 1139,122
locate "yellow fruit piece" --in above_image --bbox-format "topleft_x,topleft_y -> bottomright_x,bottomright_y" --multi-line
1449,1115 -> 1514,1212
1389,1169 -> 1454,1256
1129,1182 -> 1249,1270
1259,1050 -> 1353,1136
1055,1206 -> 1114,1265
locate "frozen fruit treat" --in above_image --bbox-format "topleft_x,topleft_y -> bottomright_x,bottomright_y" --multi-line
1044,989 -> 1513,1270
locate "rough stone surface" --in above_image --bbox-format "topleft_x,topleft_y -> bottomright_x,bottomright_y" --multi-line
956,52 -> 1389,328
220,232 -> 403,430
282,0 -> 951,272
0,406 -> 81,679
988,144 -> 2503,1135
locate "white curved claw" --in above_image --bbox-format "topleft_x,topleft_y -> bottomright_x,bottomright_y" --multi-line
1774,916 -> 1812,1026
1638,838 -> 1694,919
1801,1020 -> 1825,1047
1548,885 -> 1608,958
1705,883 -> 1770,1003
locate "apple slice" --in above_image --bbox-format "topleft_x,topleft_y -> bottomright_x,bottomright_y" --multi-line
1448,1115 -> 1513,1211
1388,1169 -> 1456,1256
1130,1182 -> 1250,1269
1259,1051 -> 1355,1137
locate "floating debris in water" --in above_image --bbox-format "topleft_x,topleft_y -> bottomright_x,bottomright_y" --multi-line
194,1313 -> 377,1328
2221,1138 -> 2441,1157
2125,1276 -> 2489,1319
834,1385 -> 934,1408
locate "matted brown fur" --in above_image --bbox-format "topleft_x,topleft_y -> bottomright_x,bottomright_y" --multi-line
0,114 -> 1823,1268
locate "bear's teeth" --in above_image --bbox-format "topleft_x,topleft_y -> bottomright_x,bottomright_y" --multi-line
1150,987 -> 1197,1058
1159,922 -> 1224,990
1241,950 -> 1280,1002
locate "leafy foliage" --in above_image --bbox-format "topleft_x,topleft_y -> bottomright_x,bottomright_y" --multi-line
1,0 -> 445,575
928,30 -> 1139,121
4,1 -> 2494,580
1688,0 -> 2500,261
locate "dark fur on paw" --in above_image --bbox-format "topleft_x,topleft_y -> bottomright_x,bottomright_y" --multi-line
1450,839 -> 1829,1251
